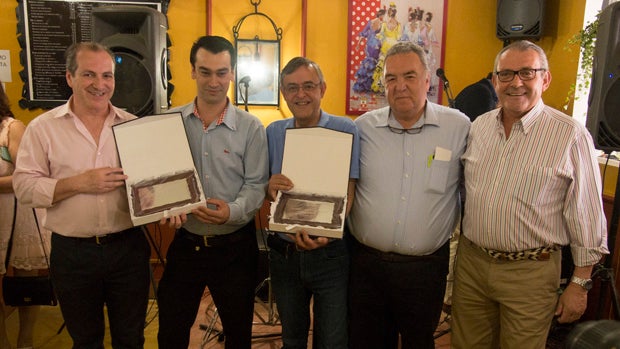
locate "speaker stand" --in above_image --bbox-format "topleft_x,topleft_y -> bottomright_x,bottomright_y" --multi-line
594,153 -> 620,319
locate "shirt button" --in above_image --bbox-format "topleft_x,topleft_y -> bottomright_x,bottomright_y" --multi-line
404,173 -> 409,178
401,196 -> 406,201
204,152 -> 208,156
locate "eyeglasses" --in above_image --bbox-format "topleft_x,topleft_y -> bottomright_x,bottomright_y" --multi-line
387,124 -> 424,134
283,82 -> 321,95
495,68 -> 546,82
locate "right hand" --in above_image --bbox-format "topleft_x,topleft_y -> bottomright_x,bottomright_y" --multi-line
267,174 -> 294,201
78,167 -> 127,194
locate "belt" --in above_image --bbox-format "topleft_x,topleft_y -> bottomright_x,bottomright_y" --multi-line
177,227 -> 249,247
467,237 -> 561,261
267,234 -> 296,257
352,236 -> 449,262
53,227 -> 141,245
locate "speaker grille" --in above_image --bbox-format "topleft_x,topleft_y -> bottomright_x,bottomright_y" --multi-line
496,0 -> 544,39
597,121 -> 620,149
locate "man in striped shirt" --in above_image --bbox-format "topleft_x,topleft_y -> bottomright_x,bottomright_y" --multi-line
452,40 -> 608,349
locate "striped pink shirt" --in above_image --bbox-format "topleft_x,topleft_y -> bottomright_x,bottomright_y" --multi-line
462,100 -> 608,267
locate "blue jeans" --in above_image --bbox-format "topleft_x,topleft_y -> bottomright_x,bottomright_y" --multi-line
50,228 -> 151,349
268,235 -> 349,349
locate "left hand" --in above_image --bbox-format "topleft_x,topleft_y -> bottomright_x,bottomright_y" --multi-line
159,213 -> 188,229
191,198 -> 230,225
294,230 -> 331,251
555,283 -> 588,323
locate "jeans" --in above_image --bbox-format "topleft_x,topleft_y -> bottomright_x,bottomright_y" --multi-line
268,235 -> 349,349
157,222 -> 258,349
50,228 -> 151,349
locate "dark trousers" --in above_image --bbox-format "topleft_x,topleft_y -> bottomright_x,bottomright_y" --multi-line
268,235 -> 349,349
157,221 -> 258,349
50,228 -> 151,349
347,236 -> 449,349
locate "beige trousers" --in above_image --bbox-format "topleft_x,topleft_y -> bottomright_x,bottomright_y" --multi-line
451,236 -> 561,349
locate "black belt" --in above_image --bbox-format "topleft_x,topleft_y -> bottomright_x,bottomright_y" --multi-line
177,226 -> 250,247
352,236 -> 449,262
267,234 -> 296,257
53,227 -> 141,245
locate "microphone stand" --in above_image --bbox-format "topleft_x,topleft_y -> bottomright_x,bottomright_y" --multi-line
241,81 -> 250,112
442,79 -> 456,109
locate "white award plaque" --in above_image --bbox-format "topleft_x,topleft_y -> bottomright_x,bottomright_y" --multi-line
269,127 -> 353,238
113,112 -> 206,225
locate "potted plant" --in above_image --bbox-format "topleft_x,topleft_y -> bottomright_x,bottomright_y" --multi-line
563,14 -> 599,111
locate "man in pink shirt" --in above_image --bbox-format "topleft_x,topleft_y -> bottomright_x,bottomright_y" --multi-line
12,42 -> 172,348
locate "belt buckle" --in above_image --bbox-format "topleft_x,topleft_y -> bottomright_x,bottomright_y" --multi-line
202,235 -> 211,247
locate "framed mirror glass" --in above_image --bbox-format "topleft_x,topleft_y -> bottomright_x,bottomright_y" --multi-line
235,38 -> 280,106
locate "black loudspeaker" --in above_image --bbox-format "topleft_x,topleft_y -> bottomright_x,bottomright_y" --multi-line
92,6 -> 169,116
585,2 -> 620,151
496,0 -> 545,40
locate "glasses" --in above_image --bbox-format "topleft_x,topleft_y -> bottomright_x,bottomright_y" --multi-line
283,82 -> 321,95
387,124 -> 424,134
495,68 -> 546,82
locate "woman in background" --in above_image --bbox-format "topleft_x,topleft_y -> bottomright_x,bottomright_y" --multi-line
371,2 -> 402,94
0,83 -> 51,349
353,7 -> 386,93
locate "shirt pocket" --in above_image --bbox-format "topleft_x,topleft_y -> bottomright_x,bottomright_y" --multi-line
425,159 -> 452,194
512,167 -> 562,206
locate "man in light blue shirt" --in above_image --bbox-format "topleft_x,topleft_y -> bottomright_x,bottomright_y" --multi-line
266,57 -> 360,349
157,35 -> 268,349
347,42 -> 470,348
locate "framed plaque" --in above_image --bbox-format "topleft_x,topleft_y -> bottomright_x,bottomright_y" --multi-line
269,127 -> 353,238
113,112 -> 205,225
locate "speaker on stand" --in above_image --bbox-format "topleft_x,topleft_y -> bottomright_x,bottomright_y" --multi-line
496,0 -> 545,45
584,1 -> 620,323
585,2 -> 620,151
92,5 -> 169,116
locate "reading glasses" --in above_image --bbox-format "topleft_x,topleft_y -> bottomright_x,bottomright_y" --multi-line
387,124 -> 424,135
495,68 -> 546,82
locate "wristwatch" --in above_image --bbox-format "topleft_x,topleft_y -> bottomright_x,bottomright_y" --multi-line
570,276 -> 593,291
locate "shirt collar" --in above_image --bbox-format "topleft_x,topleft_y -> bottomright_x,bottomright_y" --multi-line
495,99 -> 545,135
61,97 -> 129,125
284,110 -> 329,129
381,101 -> 437,129
192,97 -> 232,130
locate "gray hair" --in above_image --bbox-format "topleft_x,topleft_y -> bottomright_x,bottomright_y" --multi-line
493,40 -> 549,72
385,42 -> 430,72
280,56 -> 325,86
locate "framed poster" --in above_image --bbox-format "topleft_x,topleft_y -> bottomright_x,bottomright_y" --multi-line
346,0 -> 448,115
